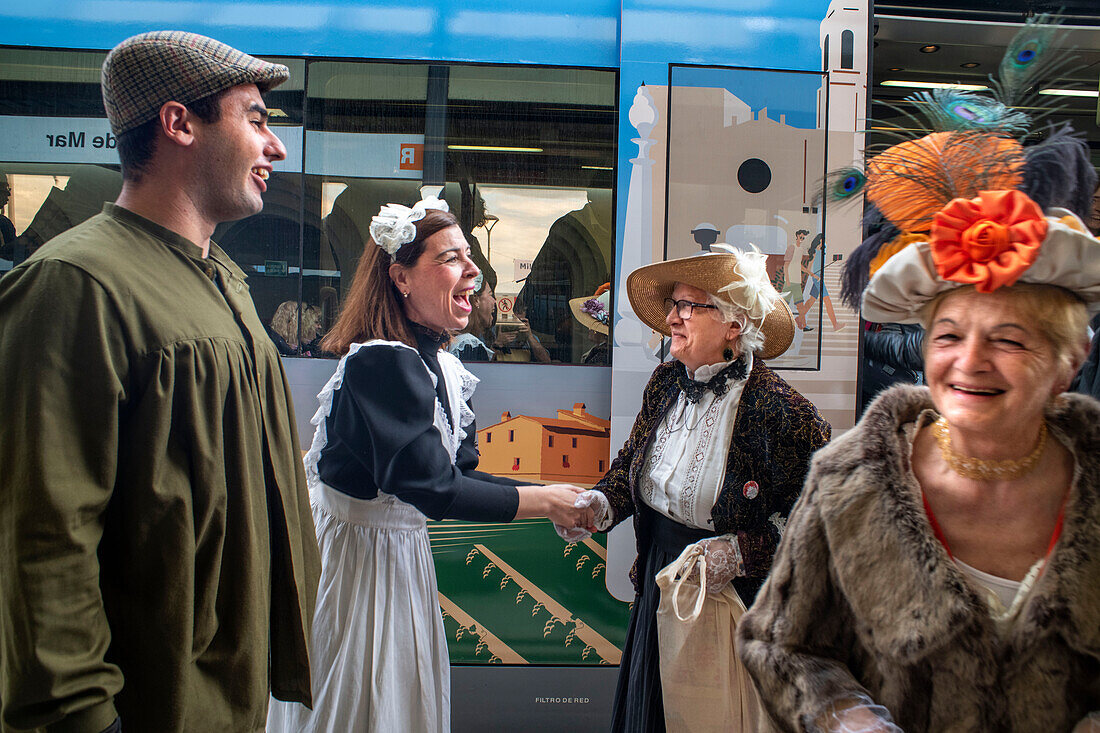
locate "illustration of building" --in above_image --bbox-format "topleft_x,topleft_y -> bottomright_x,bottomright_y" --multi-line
477,403 -> 611,485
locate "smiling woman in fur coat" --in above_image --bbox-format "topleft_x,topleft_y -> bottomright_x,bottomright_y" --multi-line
738,122 -> 1100,730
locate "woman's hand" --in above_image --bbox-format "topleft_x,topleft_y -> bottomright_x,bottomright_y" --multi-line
1072,712 -> 1100,733
553,490 -> 612,542
687,536 -> 744,594
814,697 -> 903,733
515,484 -> 593,528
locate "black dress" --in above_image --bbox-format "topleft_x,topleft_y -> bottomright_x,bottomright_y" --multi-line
316,327 -> 523,518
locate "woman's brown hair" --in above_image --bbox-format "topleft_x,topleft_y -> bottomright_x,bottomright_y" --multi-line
322,208 -> 460,355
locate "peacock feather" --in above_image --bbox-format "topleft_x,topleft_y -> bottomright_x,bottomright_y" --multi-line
908,88 -> 1030,136
989,13 -> 1077,110
822,166 -> 867,204
864,131 -> 1025,233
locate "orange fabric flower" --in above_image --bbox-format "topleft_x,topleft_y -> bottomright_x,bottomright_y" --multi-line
929,190 -> 1048,293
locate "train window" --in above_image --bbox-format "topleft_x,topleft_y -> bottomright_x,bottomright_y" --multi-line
0,48 -> 116,267
304,60 -> 616,364
0,48 -> 309,353
0,50 -> 616,364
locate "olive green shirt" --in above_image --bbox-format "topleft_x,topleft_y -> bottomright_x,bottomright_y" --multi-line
0,204 -> 320,732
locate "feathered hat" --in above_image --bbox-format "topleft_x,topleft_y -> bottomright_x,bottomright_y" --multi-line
830,14 -> 1100,322
570,283 -> 612,335
626,250 -> 795,360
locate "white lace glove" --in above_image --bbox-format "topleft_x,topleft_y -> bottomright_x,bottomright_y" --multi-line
1072,712 -> 1100,733
553,490 -> 611,542
813,696 -> 903,733
688,535 -> 745,595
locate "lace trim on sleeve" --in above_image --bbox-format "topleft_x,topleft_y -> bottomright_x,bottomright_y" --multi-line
436,349 -> 479,461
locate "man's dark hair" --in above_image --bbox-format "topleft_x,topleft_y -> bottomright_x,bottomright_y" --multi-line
116,88 -> 228,182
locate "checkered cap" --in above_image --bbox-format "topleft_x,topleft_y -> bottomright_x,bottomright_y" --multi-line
102,31 -> 289,135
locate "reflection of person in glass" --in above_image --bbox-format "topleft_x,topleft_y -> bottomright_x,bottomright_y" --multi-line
0,165 -> 123,262
555,250 -> 830,733
0,32 -> 319,732
520,188 -> 612,362
447,272 -> 496,362
495,296 -> 552,363
0,171 -> 15,254
795,233 -> 844,331
268,300 -> 324,356
267,197 -> 594,733
568,282 -> 611,365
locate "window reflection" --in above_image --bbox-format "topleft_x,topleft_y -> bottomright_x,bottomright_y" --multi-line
0,49 -> 616,365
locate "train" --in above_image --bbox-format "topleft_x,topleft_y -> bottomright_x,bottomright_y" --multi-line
0,1 -> 870,728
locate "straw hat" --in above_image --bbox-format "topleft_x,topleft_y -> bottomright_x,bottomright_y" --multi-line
626,252 -> 795,360
569,283 -> 611,335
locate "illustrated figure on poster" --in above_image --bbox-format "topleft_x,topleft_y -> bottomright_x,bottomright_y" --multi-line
795,233 -> 844,331
555,249 -> 830,732
691,222 -> 720,252
0,32 -> 320,731
266,196 -> 593,733
773,228 -> 807,296
740,17 -> 1100,729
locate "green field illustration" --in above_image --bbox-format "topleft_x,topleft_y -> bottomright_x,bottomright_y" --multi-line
429,518 -> 631,664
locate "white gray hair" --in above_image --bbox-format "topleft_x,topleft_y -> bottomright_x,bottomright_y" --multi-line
705,292 -> 765,354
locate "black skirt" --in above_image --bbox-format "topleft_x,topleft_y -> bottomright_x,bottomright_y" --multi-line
609,506 -> 717,733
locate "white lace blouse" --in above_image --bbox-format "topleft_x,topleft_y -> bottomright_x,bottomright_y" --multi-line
638,353 -> 753,530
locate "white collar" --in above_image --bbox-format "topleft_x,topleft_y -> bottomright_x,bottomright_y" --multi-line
689,351 -> 753,383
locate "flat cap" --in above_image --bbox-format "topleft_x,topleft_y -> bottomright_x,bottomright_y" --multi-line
102,30 -> 289,135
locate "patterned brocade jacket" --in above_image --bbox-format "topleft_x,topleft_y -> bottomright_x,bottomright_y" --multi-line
594,358 -> 831,599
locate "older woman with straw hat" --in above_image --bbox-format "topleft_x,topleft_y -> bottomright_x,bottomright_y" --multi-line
562,249 -> 830,732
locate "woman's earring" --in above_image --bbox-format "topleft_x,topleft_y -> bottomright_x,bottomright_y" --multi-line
723,346 -> 734,361
402,291 -> 410,299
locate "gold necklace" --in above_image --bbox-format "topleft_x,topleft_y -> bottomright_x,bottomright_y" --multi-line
932,417 -> 1047,481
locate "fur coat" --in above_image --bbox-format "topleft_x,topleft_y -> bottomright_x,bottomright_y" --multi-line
595,358 -> 830,598
738,385 -> 1100,732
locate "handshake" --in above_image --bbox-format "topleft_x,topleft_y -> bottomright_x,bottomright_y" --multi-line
551,489 -> 611,542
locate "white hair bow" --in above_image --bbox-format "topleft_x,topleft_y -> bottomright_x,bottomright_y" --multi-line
717,249 -> 780,322
369,196 -> 449,260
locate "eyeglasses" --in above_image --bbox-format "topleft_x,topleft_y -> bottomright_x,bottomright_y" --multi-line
662,298 -> 719,321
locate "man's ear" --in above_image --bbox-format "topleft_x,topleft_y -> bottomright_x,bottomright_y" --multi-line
159,102 -> 196,148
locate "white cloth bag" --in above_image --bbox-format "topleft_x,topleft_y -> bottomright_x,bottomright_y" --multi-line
656,542 -> 770,733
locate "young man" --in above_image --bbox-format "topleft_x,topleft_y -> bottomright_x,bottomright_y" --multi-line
0,32 -> 320,732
